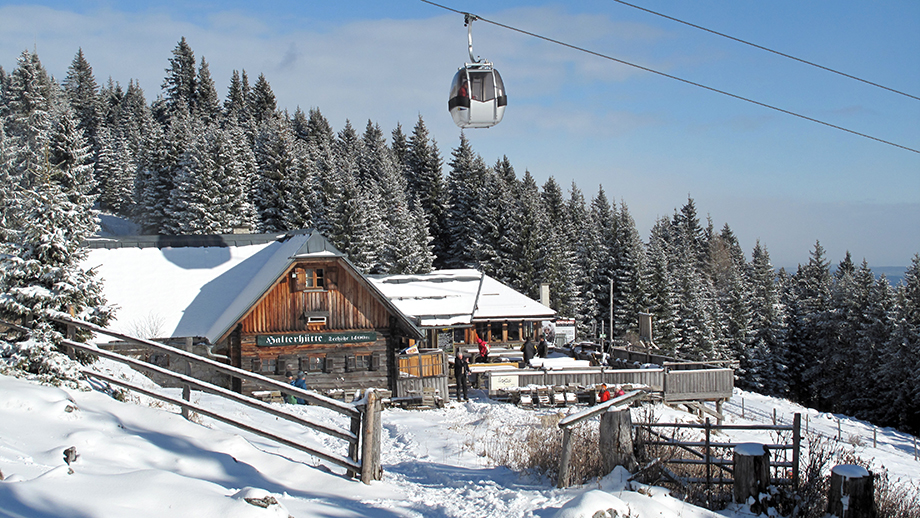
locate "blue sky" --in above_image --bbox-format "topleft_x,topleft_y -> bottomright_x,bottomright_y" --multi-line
1,0 -> 918,269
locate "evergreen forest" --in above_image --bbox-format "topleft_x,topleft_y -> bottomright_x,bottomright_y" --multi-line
1,40 -> 918,435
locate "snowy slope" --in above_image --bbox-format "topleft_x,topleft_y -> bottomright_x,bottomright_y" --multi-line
1,365 -> 917,518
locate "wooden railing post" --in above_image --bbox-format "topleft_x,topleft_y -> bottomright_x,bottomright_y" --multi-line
360,389 -> 382,483
347,409 -> 362,479
181,337 -> 193,420
557,427 -> 574,488
791,413 -> 801,490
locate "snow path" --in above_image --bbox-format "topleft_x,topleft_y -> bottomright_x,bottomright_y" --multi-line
365,394 -> 579,517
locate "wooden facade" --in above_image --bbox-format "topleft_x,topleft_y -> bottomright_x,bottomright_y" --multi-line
224,257 -> 418,395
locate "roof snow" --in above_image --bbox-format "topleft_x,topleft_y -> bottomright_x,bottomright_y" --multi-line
367,269 -> 555,328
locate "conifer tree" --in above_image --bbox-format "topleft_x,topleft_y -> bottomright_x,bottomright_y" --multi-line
302,108 -> 338,235
444,133 -> 487,268
250,73 -> 277,123
541,176 -> 581,319
253,116 -> 297,232
744,240 -> 788,395
195,57 -> 221,122
406,116 -> 448,267
61,49 -> 100,159
5,50 -> 54,190
613,201 -> 648,338
568,183 -> 601,337
162,37 -> 197,116
0,144 -> 113,378
786,241 -> 832,406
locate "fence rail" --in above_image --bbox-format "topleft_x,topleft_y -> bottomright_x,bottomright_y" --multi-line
43,315 -> 382,483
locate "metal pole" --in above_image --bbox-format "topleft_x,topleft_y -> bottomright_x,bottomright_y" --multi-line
610,278 -> 614,343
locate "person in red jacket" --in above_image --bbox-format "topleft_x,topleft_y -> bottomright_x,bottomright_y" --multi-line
598,383 -> 611,403
475,333 -> 490,362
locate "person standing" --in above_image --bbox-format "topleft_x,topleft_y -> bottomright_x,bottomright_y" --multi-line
454,352 -> 470,402
537,335 -> 548,358
522,338 -> 536,366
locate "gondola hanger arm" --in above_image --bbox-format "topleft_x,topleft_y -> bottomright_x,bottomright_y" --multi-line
464,13 -> 481,63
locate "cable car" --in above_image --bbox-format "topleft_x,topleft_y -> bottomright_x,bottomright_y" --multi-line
448,15 -> 507,129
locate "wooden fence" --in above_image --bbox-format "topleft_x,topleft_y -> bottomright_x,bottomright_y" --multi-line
393,349 -> 448,406
635,414 -> 801,508
556,390 -> 647,487
483,366 -> 733,405
47,316 -> 382,484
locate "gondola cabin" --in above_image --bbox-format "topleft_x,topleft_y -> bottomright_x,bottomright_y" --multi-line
448,63 -> 506,129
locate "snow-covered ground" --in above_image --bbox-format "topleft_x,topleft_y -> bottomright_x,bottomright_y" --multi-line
1,360 -> 917,518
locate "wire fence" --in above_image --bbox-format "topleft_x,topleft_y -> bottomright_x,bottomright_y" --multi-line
721,397 -> 919,462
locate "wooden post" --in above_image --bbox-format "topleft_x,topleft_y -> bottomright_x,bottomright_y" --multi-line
557,427 -> 574,488
733,443 -> 770,506
827,465 -> 875,518
347,412 -> 362,479
181,337 -> 193,420
705,418 -> 712,508
792,413 -> 801,489
360,389 -> 382,484
599,407 -> 638,474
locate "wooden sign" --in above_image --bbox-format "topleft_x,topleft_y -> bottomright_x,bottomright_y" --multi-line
257,331 -> 378,347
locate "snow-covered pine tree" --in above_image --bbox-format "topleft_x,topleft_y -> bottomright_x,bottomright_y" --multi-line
0,136 -> 113,380
162,37 -> 197,117
846,260 -> 895,420
588,187 -> 616,338
786,241 -> 833,406
302,108 -> 338,236
541,176 -> 581,321
4,50 -> 54,191
250,73 -> 277,123
567,183 -> 601,338
194,57 -> 221,122
743,240 -> 788,395
444,133 -> 488,269
61,49 -> 101,164
644,217 -> 679,355
253,116 -> 297,232
613,201 -> 648,339
406,116 -> 448,268
361,120 -> 427,274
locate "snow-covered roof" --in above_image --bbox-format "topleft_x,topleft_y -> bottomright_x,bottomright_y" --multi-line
82,230 -> 422,344
367,269 -> 555,328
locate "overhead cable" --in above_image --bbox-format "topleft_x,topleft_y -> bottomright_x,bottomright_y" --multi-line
611,0 -> 920,102
420,0 -> 919,155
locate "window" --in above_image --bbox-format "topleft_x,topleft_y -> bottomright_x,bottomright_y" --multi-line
304,268 -> 324,290
355,354 -> 371,371
289,266 -> 325,291
260,358 -> 276,375
305,355 -> 325,373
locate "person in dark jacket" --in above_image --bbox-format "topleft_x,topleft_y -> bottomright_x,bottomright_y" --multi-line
522,338 -> 536,366
537,336 -> 548,358
453,352 -> 470,402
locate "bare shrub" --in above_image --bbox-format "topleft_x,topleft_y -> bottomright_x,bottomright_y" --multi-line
127,312 -> 165,340
479,411 -> 605,485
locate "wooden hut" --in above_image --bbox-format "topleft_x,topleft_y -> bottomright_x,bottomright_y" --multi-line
83,230 -> 424,396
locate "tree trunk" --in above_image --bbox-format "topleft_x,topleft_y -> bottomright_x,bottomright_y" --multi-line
733,443 -> 770,506
827,465 -> 876,518
599,407 -> 637,474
